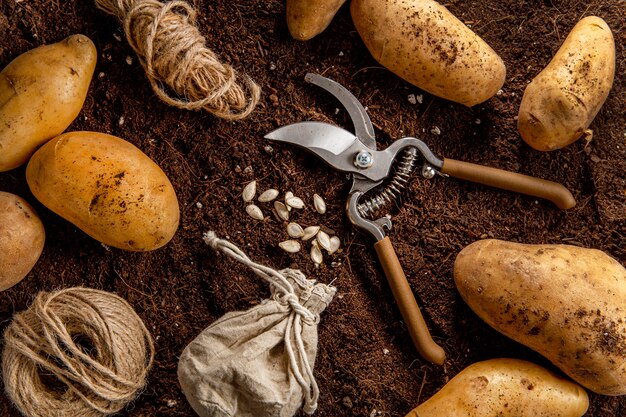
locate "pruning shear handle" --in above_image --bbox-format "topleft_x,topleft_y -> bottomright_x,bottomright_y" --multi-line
375,237 -> 446,365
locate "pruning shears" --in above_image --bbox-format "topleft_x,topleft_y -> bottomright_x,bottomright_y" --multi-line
265,73 -> 575,365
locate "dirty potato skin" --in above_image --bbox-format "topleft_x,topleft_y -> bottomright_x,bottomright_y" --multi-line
518,16 -> 615,151
0,192 -> 45,292
26,132 -> 179,251
454,239 -> 626,395
287,0 -> 346,41
0,35 -> 97,172
351,0 -> 505,106
406,358 -> 588,417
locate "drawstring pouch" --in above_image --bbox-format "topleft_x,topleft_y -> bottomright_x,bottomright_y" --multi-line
178,231 -> 336,417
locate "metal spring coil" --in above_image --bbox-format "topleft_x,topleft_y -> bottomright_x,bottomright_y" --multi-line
357,147 -> 419,218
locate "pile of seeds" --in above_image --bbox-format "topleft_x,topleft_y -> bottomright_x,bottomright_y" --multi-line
242,181 -> 340,265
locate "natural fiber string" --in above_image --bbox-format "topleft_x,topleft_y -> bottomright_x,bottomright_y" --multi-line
95,0 -> 261,120
202,231 -> 321,414
2,288 -> 155,417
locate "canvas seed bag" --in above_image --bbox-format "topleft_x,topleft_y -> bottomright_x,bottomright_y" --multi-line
178,232 -> 336,417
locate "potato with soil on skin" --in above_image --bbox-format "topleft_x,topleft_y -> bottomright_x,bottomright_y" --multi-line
350,0 -> 506,107
518,16 -> 615,151
287,0 -> 347,41
26,131 -> 179,251
0,35 -> 97,172
0,192 -> 45,292
454,239 -> 626,395
406,358 -> 588,417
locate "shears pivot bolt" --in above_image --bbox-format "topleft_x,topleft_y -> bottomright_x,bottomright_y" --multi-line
422,165 -> 436,179
354,151 -> 374,169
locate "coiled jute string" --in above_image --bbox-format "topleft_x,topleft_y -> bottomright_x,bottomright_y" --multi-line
2,288 -> 154,417
95,0 -> 261,120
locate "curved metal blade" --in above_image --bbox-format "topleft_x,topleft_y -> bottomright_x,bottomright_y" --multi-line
305,73 -> 376,150
265,121 -> 366,174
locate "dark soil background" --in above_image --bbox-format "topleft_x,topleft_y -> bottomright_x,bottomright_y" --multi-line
1,0 -> 625,416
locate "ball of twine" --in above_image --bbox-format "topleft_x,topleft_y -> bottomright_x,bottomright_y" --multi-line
2,287 -> 155,417
95,0 -> 261,120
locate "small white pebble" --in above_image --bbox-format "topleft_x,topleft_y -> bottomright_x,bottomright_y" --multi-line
195,202 -> 203,209
166,399 -> 177,408
338,51 -> 344,56
431,126 -> 441,135
497,89 -> 503,96
415,94 -> 423,104
269,62 -> 276,70
125,56 -> 133,65
264,145 -> 274,154
475,119 -> 481,124
383,348 -> 390,355
407,94 -> 417,105
118,116 -> 125,126
98,72 -> 105,80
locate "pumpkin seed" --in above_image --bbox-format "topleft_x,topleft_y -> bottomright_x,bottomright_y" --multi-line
287,222 -> 305,238
245,204 -> 264,220
242,181 -> 256,202
284,191 -> 293,211
258,189 -> 279,202
274,201 -> 289,221
279,240 -> 301,253
328,236 -> 341,254
313,194 -> 326,214
302,226 -> 320,240
311,241 -> 323,264
286,196 -> 305,209
317,230 -> 331,252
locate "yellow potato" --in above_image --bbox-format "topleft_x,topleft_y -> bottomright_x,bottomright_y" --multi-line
406,358 -> 588,417
26,132 -> 179,251
287,0 -> 346,41
455,239 -> 626,395
351,0 -> 505,106
0,192 -> 45,292
518,16 -> 615,151
0,34 -> 96,172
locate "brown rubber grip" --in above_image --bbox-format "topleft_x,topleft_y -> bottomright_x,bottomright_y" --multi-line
441,158 -> 576,209
374,237 -> 446,365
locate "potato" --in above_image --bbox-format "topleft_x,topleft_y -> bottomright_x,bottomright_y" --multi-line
0,34 -> 96,172
518,16 -> 615,151
351,0 -> 505,106
26,132 -> 179,251
454,239 -> 626,395
287,0 -> 346,41
0,192 -> 45,292
406,358 -> 588,417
